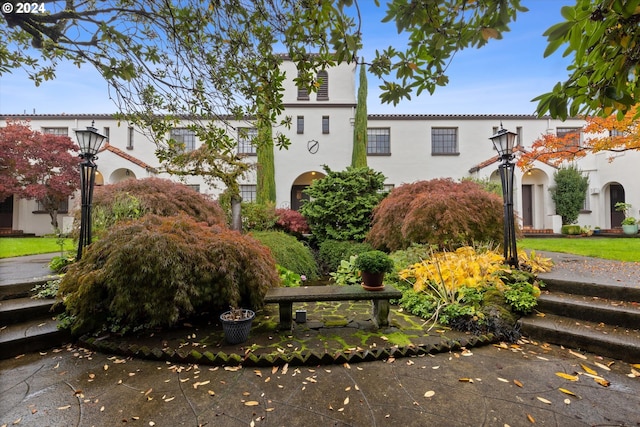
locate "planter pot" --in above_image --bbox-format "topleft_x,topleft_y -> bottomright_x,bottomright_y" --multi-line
361,271 -> 385,291
622,224 -> 639,235
220,309 -> 255,344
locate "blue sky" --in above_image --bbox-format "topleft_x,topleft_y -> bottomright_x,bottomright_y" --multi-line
0,0 -> 573,116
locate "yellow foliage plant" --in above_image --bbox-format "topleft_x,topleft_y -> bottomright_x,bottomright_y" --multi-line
399,246 -> 506,301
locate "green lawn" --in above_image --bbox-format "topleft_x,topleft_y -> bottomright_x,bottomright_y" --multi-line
519,237 -> 640,262
0,237 -> 74,258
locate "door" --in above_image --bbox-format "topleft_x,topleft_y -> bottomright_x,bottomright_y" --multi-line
610,184 -> 625,227
0,195 -> 13,229
521,185 -> 533,228
291,185 -> 310,211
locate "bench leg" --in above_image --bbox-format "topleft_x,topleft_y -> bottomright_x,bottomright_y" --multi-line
372,300 -> 391,328
278,302 -> 293,330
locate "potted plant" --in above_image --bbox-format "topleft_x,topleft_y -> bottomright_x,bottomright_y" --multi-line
621,216 -> 639,235
219,307 -> 255,344
615,202 -> 639,235
354,250 -> 394,290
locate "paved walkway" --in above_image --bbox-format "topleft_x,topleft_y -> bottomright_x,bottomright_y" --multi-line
1,252 -> 640,426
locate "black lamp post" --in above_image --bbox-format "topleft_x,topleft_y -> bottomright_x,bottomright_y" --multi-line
489,125 -> 519,268
74,121 -> 107,260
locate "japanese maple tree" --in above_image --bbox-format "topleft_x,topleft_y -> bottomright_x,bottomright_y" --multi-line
518,107 -> 640,169
0,121 -> 79,230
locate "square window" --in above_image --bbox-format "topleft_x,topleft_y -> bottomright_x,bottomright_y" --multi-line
170,128 -> 196,152
367,128 -> 390,154
431,128 -> 458,155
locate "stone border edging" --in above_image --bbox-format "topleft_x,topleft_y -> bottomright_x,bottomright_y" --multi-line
79,333 -> 496,367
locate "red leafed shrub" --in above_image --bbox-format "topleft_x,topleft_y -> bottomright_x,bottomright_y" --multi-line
59,214 -> 278,335
275,208 -> 310,236
367,179 -> 504,251
93,177 -> 226,228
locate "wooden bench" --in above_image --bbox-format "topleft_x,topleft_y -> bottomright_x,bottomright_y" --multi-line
264,284 -> 402,330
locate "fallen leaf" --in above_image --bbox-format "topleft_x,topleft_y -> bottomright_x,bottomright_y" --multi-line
580,364 -> 598,376
458,378 -> 474,383
527,413 -> 535,423
254,370 -> 262,377
271,366 -> 278,374
282,364 -> 289,375
632,363 -> 640,369
344,397 -> 349,405
57,405 -> 71,410
424,390 -> 435,398
191,380 -> 209,389
536,397 -> 551,405
559,388 -> 578,397
164,397 -> 175,402
103,365 -> 109,371
594,362 -> 611,371
244,401 -> 260,406
513,379 -> 523,388
594,377 -> 610,387
224,366 -> 241,372
207,390 -> 215,396
568,350 -> 587,360
555,372 -> 579,381
564,398 -> 571,404
497,378 -> 509,383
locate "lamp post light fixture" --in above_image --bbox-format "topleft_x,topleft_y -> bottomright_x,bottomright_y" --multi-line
74,121 -> 107,260
489,125 -> 519,268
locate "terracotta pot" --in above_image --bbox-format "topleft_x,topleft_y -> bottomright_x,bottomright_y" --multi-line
361,271 -> 385,290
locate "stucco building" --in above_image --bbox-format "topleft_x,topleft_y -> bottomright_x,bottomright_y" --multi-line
2,60 -> 638,235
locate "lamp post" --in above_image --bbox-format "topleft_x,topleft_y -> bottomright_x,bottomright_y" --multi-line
74,121 -> 107,260
489,125 -> 519,268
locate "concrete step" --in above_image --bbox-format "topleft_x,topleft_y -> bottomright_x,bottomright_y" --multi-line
536,291 -> 640,330
542,277 -> 640,302
519,313 -> 640,363
0,317 -> 70,359
0,278 -> 54,300
0,297 -> 60,324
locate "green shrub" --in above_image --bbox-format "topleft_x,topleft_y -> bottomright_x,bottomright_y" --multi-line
299,166 -> 386,243
59,214 -> 278,335
354,250 -> 394,273
241,202 -> 278,231
561,224 -> 582,235
318,240 -> 373,273
250,231 -> 319,280
550,165 -> 589,225
368,179 -> 504,251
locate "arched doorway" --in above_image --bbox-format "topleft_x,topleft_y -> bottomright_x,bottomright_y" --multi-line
290,171 -> 325,211
109,168 -> 136,184
608,183 -> 625,228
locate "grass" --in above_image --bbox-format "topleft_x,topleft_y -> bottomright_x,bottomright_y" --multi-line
0,237 -> 74,258
519,237 -> 640,262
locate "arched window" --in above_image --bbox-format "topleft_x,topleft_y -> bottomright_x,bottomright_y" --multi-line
317,70 -> 329,100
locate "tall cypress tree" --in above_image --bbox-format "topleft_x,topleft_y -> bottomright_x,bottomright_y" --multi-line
351,60 -> 368,168
256,99 -> 276,204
